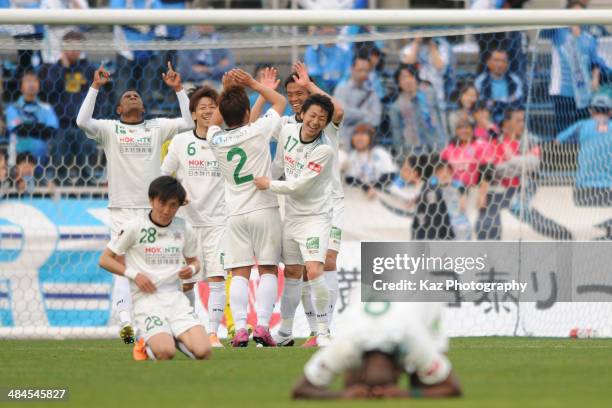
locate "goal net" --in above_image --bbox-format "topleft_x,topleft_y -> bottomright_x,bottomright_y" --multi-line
1,9 -> 612,339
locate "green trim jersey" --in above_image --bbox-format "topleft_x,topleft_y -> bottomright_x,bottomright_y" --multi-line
107,213 -> 198,300
303,301 -> 451,388
77,87 -> 194,209
270,123 -> 335,218
161,130 -> 227,227
207,108 -> 282,216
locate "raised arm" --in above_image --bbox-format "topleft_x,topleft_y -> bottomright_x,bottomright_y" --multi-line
293,61 -> 344,125
76,64 -> 108,141
249,67 -> 281,123
230,68 -> 286,116
162,61 -> 195,133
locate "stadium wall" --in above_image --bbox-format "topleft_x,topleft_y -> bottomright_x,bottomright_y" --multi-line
1,198 -> 611,339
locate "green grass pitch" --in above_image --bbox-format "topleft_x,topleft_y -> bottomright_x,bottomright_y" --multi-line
1,337 -> 611,408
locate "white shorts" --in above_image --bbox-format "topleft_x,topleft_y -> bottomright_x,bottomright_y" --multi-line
183,225 -> 226,284
282,214 -> 331,265
133,291 -> 202,342
328,198 -> 344,253
109,208 -> 149,240
223,207 -> 282,269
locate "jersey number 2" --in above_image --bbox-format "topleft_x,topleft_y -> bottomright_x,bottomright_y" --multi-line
227,147 -> 254,185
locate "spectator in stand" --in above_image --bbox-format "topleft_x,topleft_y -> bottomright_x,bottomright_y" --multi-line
542,0 -> 604,137
9,152 -> 54,197
387,154 -> 427,216
356,43 -> 390,99
39,0 -> 88,65
412,159 -> 455,241
447,83 -> 478,136
0,148 -> 8,198
474,49 -> 524,124
333,54 -> 382,148
388,64 -> 446,154
476,108 -> 540,240
40,31 -> 98,185
399,36 -> 452,108
111,0 -> 166,109
473,101 -> 500,142
5,72 -> 58,167
0,0 -> 43,76
440,117 -> 493,189
157,0 -> 187,41
556,93 -> 612,207
471,0 -> 529,78
304,26 -> 352,93
177,25 -> 235,88
344,123 -> 397,199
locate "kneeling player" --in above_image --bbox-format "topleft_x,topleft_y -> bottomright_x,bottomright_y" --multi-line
99,176 -> 211,360
292,301 -> 461,399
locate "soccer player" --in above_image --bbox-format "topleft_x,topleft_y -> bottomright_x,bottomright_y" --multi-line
99,176 -> 211,361
256,62 -> 345,346
207,68 -> 286,347
291,301 -> 461,399
160,86 -> 227,348
76,62 -> 194,345
254,94 -> 337,347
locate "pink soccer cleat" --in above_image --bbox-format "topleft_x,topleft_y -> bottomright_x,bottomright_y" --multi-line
253,325 -> 277,347
231,328 -> 249,348
302,335 -> 318,348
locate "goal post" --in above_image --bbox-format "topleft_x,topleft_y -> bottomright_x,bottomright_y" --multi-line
1,9 -> 612,339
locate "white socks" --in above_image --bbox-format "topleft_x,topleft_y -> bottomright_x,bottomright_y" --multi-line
301,282 -> 318,334
256,273 -> 277,329
113,276 -> 132,325
309,276 -> 329,335
230,275 -> 249,331
324,270 -> 339,325
208,281 -> 226,335
278,278 -> 302,336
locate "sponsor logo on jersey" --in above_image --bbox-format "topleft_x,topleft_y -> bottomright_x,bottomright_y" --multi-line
307,161 -> 322,173
330,226 -> 342,241
306,237 -> 320,250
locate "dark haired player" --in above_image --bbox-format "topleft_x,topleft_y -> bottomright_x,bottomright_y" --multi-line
161,86 -> 227,348
77,62 -> 194,347
292,301 -> 461,400
207,68 -> 286,347
254,94 -> 337,347
99,176 -> 211,361
77,62 -> 194,346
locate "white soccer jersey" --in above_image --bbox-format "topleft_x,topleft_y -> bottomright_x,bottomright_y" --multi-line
107,212 -> 198,299
270,123 -> 334,217
324,121 -> 344,200
76,87 -> 194,209
207,108 -> 281,216
161,130 -> 227,227
303,301 -> 451,388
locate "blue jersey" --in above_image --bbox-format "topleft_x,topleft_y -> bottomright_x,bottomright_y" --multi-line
556,118 -> 612,188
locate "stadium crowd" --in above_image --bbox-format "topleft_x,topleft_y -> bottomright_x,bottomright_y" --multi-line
1,0 -> 612,241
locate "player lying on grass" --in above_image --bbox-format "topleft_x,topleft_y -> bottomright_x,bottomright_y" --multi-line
292,301 -> 461,399
77,62 -> 194,346
161,86 -> 227,348
207,68 -> 286,347
254,94 -> 337,347
99,176 -> 211,361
